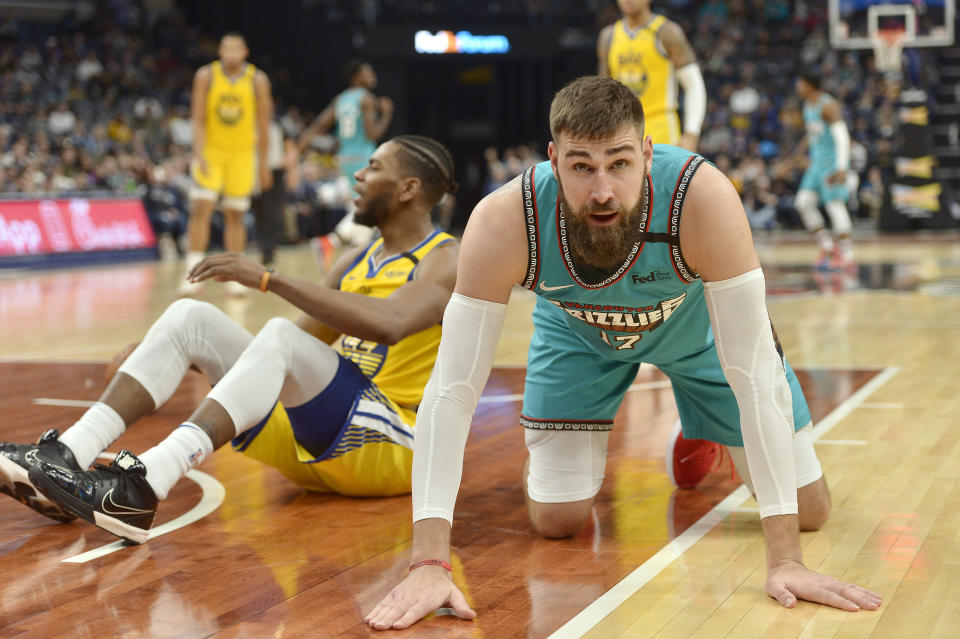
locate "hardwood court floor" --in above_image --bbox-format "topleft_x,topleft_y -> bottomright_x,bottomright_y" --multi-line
1,232 -> 960,638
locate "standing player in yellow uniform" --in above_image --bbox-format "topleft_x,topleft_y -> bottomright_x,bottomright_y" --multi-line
5,136 -> 459,544
180,32 -> 273,297
598,0 -> 706,150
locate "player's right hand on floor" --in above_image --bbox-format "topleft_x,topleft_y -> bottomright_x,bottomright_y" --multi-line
365,566 -> 476,630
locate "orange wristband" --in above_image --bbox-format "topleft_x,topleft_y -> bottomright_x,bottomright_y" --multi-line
259,268 -> 274,292
409,559 -> 452,573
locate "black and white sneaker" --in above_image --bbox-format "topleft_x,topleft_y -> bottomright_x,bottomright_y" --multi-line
0,429 -> 80,522
29,450 -> 158,544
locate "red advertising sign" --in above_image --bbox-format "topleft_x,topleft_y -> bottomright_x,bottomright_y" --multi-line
0,198 -> 156,257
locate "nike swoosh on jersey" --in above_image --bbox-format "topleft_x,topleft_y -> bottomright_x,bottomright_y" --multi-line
539,282 -> 575,292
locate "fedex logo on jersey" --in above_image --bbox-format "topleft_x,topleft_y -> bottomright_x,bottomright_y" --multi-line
415,30 -> 511,55
547,292 -> 686,334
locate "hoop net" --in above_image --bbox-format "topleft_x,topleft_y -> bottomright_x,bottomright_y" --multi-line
872,28 -> 907,73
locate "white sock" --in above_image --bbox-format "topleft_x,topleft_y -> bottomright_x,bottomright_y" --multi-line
814,229 -> 834,252
836,237 -> 854,260
58,402 -> 126,469
138,423 -> 214,500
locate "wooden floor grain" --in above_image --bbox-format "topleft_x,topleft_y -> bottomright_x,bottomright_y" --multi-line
2,232 -> 959,638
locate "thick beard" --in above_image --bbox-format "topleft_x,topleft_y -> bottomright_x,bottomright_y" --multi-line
558,178 -> 647,270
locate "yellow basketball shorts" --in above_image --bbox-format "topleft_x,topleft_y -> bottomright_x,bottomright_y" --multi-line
231,373 -> 416,497
645,111 -> 681,146
191,145 -> 256,199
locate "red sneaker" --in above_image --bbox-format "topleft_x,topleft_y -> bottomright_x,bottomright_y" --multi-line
665,420 -> 722,489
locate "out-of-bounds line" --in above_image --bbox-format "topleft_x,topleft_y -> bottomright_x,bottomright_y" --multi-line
808,366 -> 901,441
479,380 -> 672,404
62,458 -> 225,564
33,398 -> 97,408
547,365 -> 900,639
547,485 -> 751,639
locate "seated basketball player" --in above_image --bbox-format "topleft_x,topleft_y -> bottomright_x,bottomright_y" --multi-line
365,77 -> 881,631
0,135 -> 459,545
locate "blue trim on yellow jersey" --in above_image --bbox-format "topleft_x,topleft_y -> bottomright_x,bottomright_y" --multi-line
337,237 -> 379,290
406,236 -> 455,281
365,229 -> 442,276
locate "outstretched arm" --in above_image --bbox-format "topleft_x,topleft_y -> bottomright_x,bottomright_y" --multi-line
365,179 -> 528,631
681,163 -> 882,612
188,242 -> 458,345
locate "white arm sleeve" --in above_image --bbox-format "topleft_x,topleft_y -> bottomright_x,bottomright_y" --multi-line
676,63 -> 706,136
412,293 -> 507,523
703,269 -> 798,518
830,120 -> 850,172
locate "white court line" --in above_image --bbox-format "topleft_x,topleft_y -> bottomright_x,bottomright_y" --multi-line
816,439 -> 868,446
62,455 -> 226,564
479,380 -> 672,404
33,398 -> 97,408
547,365 -> 900,639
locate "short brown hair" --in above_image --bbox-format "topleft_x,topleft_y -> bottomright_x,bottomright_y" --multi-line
549,76 -> 645,141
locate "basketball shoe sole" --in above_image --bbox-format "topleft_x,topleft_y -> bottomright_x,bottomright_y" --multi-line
0,429 -> 79,522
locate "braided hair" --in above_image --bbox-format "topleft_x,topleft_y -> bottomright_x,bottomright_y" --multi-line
391,135 -> 459,204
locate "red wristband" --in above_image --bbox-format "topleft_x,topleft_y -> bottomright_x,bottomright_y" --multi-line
409,559 -> 452,573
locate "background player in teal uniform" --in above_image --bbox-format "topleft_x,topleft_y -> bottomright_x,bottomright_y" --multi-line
299,59 -> 394,253
794,72 -> 855,271
366,76 -> 882,630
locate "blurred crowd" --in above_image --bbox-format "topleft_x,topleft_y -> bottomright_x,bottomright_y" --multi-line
481,0 -> 939,231
1,0 -> 944,246
0,5 -> 362,254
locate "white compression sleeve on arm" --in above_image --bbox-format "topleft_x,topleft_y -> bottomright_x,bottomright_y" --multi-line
412,293 -> 507,523
703,269 -> 798,518
676,63 -> 706,136
830,120 -> 850,172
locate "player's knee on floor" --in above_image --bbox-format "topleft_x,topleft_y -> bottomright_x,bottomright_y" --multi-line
797,475 -> 831,531
527,499 -> 593,539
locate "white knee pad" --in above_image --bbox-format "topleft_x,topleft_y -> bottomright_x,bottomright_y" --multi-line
824,200 -> 852,236
119,299 -> 253,408
206,316 -> 341,434
794,190 -> 824,232
525,429 -> 609,504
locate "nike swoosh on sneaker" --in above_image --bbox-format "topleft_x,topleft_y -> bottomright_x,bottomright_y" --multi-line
100,488 -> 153,516
539,282 -> 575,292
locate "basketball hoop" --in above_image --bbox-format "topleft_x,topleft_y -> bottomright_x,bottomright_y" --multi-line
872,27 -> 906,73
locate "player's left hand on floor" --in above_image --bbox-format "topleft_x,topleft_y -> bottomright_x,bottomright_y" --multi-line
188,252 -> 264,289
365,567 -> 476,630
766,561 -> 882,611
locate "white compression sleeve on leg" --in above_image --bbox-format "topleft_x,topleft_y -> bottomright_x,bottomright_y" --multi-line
704,269 -> 798,518
794,189 -> 824,232
676,63 -> 706,136
412,293 -> 507,523
118,299 -> 253,408
824,200 -> 852,236
830,121 -> 850,172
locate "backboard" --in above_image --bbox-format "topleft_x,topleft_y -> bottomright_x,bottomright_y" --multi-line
829,0 -> 956,49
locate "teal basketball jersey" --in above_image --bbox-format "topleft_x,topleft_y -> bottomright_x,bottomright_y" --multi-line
518,144 -> 812,443
520,145 -> 711,366
335,87 -> 376,162
803,93 -> 837,173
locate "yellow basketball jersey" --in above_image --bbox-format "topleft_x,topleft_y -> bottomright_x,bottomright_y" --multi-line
334,229 -> 455,409
607,16 -> 676,119
204,61 -> 257,151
